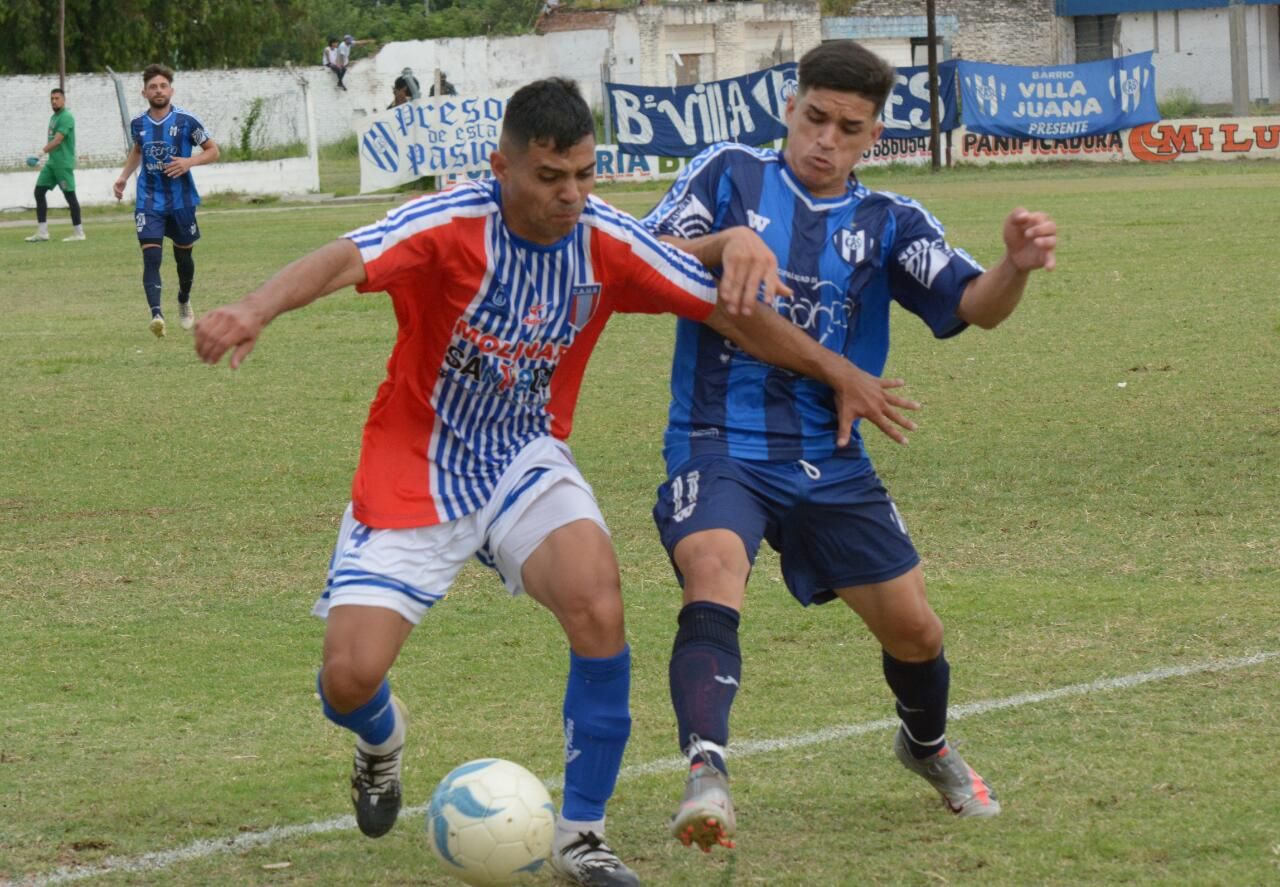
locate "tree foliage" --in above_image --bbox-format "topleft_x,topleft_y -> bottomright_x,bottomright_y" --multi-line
0,0 -> 543,75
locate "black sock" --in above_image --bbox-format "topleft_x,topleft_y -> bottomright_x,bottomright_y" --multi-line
64,190 -> 81,227
174,246 -> 194,302
142,246 -> 163,315
34,186 -> 49,223
669,601 -> 741,774
882,648 -> 950,758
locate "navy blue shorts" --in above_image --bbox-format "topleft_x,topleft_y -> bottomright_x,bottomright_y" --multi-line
653,454 -> 920,606
135,207 -> 200,245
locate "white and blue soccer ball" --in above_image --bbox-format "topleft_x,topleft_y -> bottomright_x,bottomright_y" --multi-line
427,758 -> 556,887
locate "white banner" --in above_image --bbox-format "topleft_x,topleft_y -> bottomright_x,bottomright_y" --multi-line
359,95 -> 508,193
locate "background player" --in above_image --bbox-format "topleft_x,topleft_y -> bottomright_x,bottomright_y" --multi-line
25,88 -> 85,243
195,77 -> 910,886
113,63 -> 219,338
644,40 -> 1059,851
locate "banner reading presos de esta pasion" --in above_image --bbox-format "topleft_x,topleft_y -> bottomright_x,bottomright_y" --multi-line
359,95 -> 508,193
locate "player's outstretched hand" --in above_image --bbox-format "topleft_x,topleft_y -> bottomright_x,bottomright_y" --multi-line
112,177 -> 127,201
717,227 -> 792,316
826,360 -> 920,447
195,302 -> 264,369
1004,208 -> 1057,272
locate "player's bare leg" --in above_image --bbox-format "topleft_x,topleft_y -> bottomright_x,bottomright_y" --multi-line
837,567 -> 1000,818
319,605 -> 414,837
523,517 -> 640,887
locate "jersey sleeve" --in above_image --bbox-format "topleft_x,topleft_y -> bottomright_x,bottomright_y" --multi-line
186,114 -> 212,147
641,145 -> 729,240
344,201 -> 441,293
55,113 -> 74,138
885,196 -> 983,339
594,203 -> 718,321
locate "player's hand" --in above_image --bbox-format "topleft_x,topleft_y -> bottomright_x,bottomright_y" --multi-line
1003,208 -> 1057,272
163,156 -> 194,178
112,177 -> 126,200
825,359 -> 920,447
717,227 -> 791,316
195,301 -> 265,369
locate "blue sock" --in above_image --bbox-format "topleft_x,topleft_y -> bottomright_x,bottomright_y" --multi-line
142,247 -> 163,316
882,648 -> 950,758
561,646 -> 631,822
669,601 -> 740,775
317,672 -> 397,746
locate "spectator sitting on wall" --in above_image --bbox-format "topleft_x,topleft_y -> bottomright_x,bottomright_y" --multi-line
339,34 -> 375,68
323,37 -> 346,91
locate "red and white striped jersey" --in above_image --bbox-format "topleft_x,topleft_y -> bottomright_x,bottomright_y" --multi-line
343,179 -> 717,529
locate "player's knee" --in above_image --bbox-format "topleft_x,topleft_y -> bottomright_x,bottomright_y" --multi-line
319,654 -> 386,712
142,244 -> 163,268
556,584 -> 625,652
676,543 -> 750,602
882,613 -> 944,661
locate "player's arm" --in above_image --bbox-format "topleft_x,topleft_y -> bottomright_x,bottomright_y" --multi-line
704,302 -> 919,447
113,143 -> 142,200
41,132 -> 65,154
164,138 -> 220,178
659,226 -> 788,316
195,239 -> 366,369
957,208 -> 1057,329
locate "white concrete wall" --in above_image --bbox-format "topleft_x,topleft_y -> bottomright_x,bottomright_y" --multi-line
1116,5 -> 1280,104
0,156 -> 319,210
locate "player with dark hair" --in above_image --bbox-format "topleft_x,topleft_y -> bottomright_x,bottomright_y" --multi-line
644,39 -> 1058,851
114,63 -> 220,338
195,76 -> 907,886
25,87 -> 85,243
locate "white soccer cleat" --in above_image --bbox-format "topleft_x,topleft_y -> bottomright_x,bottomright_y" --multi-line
25,233 -> 49,243
178,301 -> 195,330
62,231 -> 86,242
149,315 -> 166,338
894,728 -> 1001,818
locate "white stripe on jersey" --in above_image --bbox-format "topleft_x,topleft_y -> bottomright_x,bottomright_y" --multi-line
647,142 -> 779,231
584,197 -> 717,304
346,185 -> 493,263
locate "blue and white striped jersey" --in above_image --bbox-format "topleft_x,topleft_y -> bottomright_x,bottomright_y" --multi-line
130,106 -> 212,213
644,143 -> 985,472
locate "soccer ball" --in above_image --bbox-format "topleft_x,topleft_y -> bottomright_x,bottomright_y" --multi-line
427,758 -> 556,886
26,155 -> 39,167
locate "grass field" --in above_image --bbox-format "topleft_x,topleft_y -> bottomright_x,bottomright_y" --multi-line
1,161 -> 1278,886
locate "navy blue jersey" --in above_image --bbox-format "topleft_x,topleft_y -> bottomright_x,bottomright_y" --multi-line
130,107 -> 211,213
643,143 -> 984,473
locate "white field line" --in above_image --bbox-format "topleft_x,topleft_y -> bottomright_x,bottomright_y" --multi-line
7,650 -> 1276,887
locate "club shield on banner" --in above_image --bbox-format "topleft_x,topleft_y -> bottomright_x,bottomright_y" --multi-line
958,52 -> 1159,139
607,63 -> 798,157
359,95 -> 508,193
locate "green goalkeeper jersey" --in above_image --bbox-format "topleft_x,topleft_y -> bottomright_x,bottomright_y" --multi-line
47,108 -> 76,169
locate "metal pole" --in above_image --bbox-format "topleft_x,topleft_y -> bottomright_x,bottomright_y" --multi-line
927,0 -> 940,172
58,0 -> 66,91
1228,0 -> 1250,116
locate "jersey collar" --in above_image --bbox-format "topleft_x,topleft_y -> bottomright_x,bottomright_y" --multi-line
777,155 -> 862,212
492,181 -> 578,253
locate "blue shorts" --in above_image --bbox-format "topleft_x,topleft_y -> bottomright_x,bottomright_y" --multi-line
653,454 -> 920,606
135,207 -> 200,245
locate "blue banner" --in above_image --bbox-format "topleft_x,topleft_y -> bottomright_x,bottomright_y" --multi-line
958,52 -> 1159,139
882,61 -> 959,139
608,64 -> 797,157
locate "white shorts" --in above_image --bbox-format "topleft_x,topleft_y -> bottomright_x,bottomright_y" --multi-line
312,436 -> 609,624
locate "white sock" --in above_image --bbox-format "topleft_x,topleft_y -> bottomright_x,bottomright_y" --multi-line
37,222 -> 48,236
355,701 -> 405,755
74,224 -> 84,235
555,816 -> 606,852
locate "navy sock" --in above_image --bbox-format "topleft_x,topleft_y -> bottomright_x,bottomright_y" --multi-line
142,246 -> 163,315
669,601 -> 741,775
561,646 -> 631,822
317,672 -> 397,746
173,246 -> 194,302
882,648 -> 950,758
